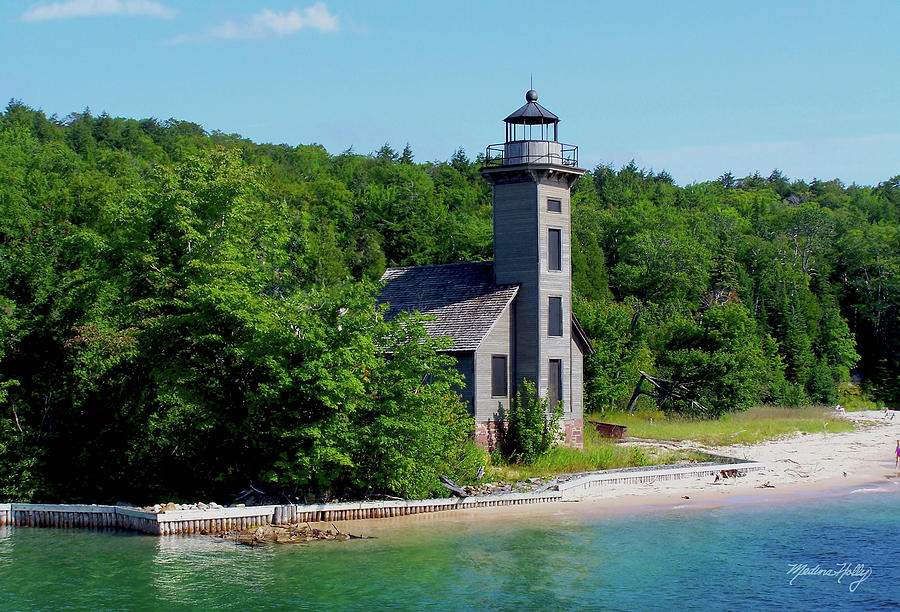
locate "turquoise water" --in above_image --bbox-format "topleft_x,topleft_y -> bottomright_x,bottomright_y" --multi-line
2,485 -> 899,610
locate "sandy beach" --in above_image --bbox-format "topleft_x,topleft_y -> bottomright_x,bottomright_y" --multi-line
572,409 -> 900,507
333,410 -> 900,534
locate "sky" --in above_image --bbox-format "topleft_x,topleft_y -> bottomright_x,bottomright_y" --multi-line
2,0 -> 898,185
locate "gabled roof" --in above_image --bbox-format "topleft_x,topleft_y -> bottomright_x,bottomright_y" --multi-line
378,262 -> 519,352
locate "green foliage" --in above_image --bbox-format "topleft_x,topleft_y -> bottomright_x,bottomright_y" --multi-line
574,296 -> 651,410
650,303 -> 768,416
0,104 -> 487,502
837,383 -> 879,411
572,162 -> 899,410
1,99 -> 898,504
504,380 -> 563,463
442,440 -> 489,487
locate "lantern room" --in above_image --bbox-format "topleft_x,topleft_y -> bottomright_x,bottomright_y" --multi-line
485,90 -> 578,168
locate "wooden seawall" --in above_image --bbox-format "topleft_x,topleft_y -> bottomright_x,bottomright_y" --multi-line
0,460 -> 764,535
557,461 -> 765,494
0,492 -> 563,536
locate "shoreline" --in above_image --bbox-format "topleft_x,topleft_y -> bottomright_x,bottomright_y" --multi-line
327,410 -> 900,535
4,411 -> 898,537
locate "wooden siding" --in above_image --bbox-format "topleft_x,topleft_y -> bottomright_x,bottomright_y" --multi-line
490,173 -> 578,415
492,181 -> 540,388
570,338 -> 584,419
536,181 -> 573,412
474,299 -> 515,421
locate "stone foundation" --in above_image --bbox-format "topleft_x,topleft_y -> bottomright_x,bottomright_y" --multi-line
474,420 -> 507,452
562,418 -> 584,449
475,418 -> 583,451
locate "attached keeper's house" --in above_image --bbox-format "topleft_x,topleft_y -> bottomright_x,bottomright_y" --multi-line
379,91 -> 593,449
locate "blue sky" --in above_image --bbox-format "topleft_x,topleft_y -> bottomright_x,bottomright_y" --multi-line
3,0 -> 898,185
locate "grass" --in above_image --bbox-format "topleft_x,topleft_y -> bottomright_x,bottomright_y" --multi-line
587,405 -> 855,446
485,417 -> 711,482
486,404 -> 857,482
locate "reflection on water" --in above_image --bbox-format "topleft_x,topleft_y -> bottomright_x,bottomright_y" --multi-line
0,526 -> 12,572
152,536 -> 276,607
0,489 -> 899,610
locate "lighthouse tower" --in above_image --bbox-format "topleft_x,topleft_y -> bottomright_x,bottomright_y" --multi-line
481,90 -> 587,446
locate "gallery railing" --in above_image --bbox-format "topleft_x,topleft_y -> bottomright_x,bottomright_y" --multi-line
484,141 -> 578,168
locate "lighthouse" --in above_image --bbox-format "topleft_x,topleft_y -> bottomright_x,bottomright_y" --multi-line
481,90 -> 588,446
379,90 -> 592,449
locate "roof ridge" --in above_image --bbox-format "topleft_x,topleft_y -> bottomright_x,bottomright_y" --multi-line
384,260 -> 492,271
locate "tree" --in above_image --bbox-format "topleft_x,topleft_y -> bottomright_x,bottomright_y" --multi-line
574,297 -> 650,411
399,143 -> 414,165
651,303 -> 768,416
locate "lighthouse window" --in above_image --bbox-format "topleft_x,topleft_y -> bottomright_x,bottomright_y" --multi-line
549,297 -> 563,336
549,359 -> 562,409
548,228 -> 561,271
547,198 -> 562,212
491,355 -> 508,397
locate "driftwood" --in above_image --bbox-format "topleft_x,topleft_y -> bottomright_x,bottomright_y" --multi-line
439,475 -> 468,497
713,469 -> 745,482
625,371 -> 710,415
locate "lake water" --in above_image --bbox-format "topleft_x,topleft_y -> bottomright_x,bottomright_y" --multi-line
2,484 -> 899,610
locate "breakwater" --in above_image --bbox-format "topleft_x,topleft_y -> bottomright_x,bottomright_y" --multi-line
557,461 -> 765,493
0,460 -> 764,535
0,492 -> 564,536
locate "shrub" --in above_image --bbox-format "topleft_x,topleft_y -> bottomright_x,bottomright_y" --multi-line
504,380 -> 563,463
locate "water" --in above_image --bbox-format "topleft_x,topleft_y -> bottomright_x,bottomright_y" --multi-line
2,485 -> 899,610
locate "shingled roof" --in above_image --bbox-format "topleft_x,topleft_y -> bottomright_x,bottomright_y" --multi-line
378,262 -> 518,352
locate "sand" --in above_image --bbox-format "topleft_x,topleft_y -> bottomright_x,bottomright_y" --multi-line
570,409 -> 900,507
329,410 -> 900,534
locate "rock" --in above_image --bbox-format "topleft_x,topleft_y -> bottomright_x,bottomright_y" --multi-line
198,502 -> 209,510
163,502 -> 177,512
224,520 -> 371,546
209,502 -> 223,509
152,504 -> 163,513
236,533 -> 258,546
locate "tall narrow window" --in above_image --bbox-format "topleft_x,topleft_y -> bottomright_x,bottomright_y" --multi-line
547,198 -> 562,212
549,359 -> 562,410
549,297 -> 562,336
491,355 -> 508,397
548,228 -> 561,271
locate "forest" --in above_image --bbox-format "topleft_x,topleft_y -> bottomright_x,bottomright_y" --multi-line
1,100 -> 898,503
